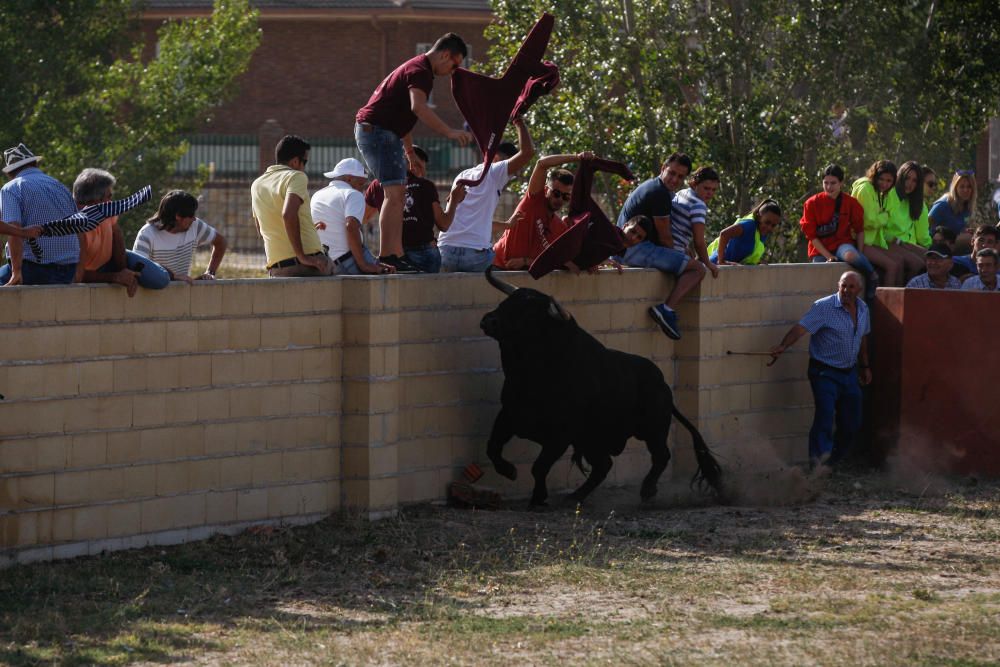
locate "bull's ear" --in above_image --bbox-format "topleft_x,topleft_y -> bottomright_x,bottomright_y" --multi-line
547,298 -> 572,321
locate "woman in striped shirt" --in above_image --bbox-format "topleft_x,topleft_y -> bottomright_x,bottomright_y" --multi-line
133,190 -> 227,282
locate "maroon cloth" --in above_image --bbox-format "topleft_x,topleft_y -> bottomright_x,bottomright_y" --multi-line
356,54 -> 435,138
451,13 -> 557,188
365,173 -> 441,248
528,157 -> 635,279
510,62 -> 560,119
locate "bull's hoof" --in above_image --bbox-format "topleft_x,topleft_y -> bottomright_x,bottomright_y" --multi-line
528,500 -> 549,511
493,460 -> 517,481
640,485 -> 658,501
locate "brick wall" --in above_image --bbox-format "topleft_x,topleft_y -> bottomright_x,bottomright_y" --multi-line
0,263 -> 842,565
140,13 -> 492,138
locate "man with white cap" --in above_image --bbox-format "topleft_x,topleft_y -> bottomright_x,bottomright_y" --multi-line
1,143 -> 78,285
311,158 -> 394,276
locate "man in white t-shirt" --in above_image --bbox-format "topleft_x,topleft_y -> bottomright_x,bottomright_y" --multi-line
311,158 -> 394,276
438,117 -> 534,272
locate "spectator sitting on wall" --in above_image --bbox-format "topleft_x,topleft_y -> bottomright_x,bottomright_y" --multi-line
69,168 -> 170,296
951,225 -> 998,280
363,145 -> 466,274
800,164 -> 878,297
617,151 -> 693,247
708,198 -> 782,266
616,215 -> 695,340
133,190 -> 227,283
928,170 -> 977,252
251,135 -> 332,277
961,248 -> 1000,292
769,271 -> 871,468
493,150 -> 595,270
355,32 -> 473,273
0,143 -> 79,285
312,158 -> 394,276
437,117 -> 534,273
931,225 -> 957,253
905,243 -> 962,289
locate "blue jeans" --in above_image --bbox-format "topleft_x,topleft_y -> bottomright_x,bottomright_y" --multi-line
620,241 -> 689,274
405,244 -> 442,274
440,246 -> 495,273
354,122 -> 406,186
333,247 -> 377,275
117,251 -> 170,289
811,243 -> 875,276
12,261 -> 77,285
807,362 -> 862,463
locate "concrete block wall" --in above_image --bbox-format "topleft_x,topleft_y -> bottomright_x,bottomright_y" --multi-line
1,263 -> 841,563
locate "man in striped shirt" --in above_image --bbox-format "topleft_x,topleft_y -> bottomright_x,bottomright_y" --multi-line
1,143 -> 79,285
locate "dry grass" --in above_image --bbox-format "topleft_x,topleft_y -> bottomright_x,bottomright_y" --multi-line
2,470 -> 999,666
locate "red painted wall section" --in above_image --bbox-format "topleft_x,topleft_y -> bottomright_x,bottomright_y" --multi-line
872,288 -> 999,476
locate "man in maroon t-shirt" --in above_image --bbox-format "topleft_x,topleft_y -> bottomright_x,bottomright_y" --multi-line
355,33 -> 473,273
363,145 -> 466,273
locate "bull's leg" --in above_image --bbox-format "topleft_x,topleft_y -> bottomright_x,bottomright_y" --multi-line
529,442 -> 570,506
641,433 -> 671,501
568,452 -> 613,504
487,409 -> 517,480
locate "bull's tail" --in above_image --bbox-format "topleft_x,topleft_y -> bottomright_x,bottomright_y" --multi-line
671,406 -> 725,498
570,447 -> 589,476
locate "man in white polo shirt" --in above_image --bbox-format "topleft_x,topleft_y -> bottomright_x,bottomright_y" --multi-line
311,158 -> 394,276
437,117 -> 534,272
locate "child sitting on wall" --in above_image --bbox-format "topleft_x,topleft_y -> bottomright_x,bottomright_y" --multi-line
133,190 -> 228,282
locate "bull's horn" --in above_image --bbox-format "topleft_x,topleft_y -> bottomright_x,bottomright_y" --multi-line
485,265 -> 517,296
547,298 -> 572,321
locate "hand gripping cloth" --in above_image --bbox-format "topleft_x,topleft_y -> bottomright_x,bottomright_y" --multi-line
28,185 -> 153,261
528,157 -> 635,279
451,13 -> 558,188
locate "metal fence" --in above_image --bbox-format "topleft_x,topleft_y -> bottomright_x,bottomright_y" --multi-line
174,134 -> 480,184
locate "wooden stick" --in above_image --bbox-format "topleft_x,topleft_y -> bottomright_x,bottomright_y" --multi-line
726,350 -> 772,356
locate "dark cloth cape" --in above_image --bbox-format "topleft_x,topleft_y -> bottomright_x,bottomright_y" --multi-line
451,13 -> 558,188
529,158 -> 635,279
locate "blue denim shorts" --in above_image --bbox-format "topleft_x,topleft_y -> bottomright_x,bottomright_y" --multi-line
354,122 -> 407,186
404,244 -> 442,274
620,241 -> 689,274
439,245 -> 495,273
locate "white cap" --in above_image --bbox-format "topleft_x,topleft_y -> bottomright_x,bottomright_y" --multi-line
323,158 -> 367,179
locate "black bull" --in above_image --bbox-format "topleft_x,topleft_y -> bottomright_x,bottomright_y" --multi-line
480,267 -> 724,506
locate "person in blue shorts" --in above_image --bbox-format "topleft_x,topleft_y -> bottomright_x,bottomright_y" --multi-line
619,214 -> 703,340
708,198 -> 782,265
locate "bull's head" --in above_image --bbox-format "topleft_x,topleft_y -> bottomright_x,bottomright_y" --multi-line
480,267 -> 573,341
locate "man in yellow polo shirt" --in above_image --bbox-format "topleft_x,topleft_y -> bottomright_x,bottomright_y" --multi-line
251,135 -> 333,277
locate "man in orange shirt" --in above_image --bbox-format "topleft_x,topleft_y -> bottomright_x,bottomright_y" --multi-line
73,168 -> 169,295
493,150 -> 594,270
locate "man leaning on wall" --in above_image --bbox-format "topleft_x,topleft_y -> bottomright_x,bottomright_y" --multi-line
769,271 -> 872,469
251,135 -> 333,277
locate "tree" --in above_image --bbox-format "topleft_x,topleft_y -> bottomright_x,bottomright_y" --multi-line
486,0 -> 1000,260
0,0 -> 260,236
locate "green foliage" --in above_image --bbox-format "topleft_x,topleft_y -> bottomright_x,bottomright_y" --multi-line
0,0 -> 260,238
487,0 -> 1000,260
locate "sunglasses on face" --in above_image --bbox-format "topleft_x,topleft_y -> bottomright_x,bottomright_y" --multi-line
549,189 -> 571,201
926,180 -> 937,188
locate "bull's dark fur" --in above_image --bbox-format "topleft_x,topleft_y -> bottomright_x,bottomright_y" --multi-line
480,267 -> 723,506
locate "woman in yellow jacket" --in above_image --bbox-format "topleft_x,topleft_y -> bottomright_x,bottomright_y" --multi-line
852,160 -> 905,286
885,161 -> 931,282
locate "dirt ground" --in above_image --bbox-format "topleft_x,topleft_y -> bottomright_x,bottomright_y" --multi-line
2,465 -> 999,666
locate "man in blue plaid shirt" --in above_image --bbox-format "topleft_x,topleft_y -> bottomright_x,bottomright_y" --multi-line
1,143 -> 79,285
769,271 -> 872,467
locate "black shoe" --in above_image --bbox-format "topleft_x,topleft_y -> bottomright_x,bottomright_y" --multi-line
380,254 -> 420,273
